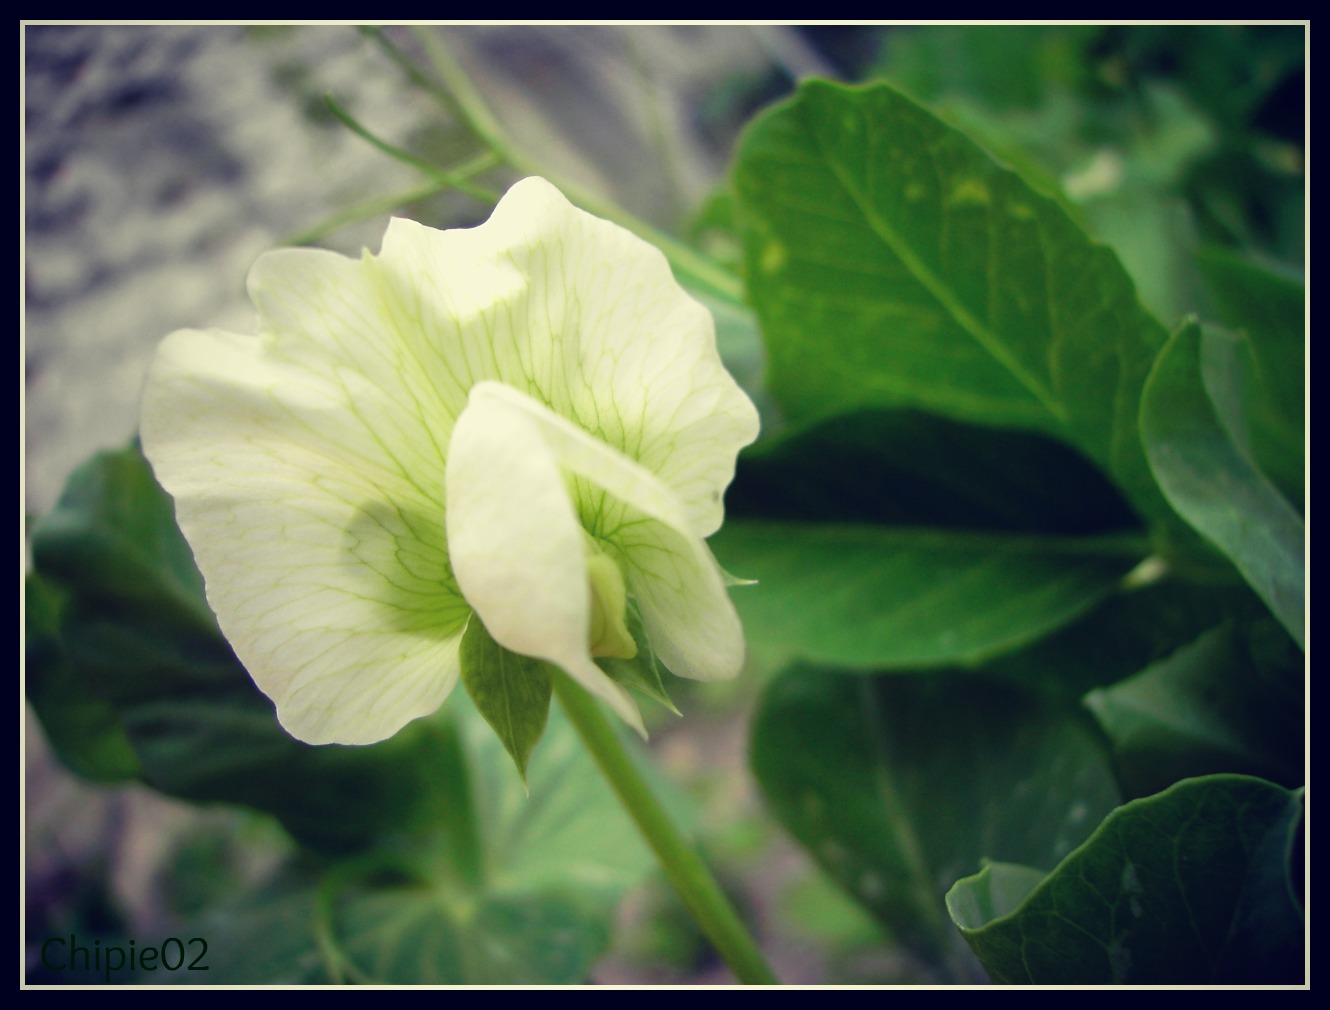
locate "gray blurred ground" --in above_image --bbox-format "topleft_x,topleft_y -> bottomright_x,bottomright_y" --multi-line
23,24 -> 879,984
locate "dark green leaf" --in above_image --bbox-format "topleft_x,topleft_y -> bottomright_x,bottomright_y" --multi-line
947,775 -> 1304,983
751,669 -> 1119,978
732,79 -> 1172,527
1084,620 -> 1304,797
193,873 -> 607,985
713,521 -> 1139,669
25,572 -> 142,782
459,616 -> 553,785
728,409 -> 1139,535
1141,320 -> 1304,646
30,439 -> 214,630
1196,245 -> 1305,502
983,578 -> 1270,702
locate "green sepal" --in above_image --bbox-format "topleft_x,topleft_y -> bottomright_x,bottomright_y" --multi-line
459,616 -> 554,786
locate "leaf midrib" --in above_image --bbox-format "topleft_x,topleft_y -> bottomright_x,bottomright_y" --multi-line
800,91 -> 1071,428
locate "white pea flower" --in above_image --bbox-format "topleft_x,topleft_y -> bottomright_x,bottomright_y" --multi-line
140,177 -> 759,746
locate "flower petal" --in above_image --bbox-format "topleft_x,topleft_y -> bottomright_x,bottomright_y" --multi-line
458,382 -> 746,684
140,324 -> 469,745
445,383 -> 645,734
414,177 -> 760,537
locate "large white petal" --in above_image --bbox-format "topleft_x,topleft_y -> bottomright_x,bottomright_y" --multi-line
445,384 -> 645,733
439,178 -> 761,536
141,323 -> 468,746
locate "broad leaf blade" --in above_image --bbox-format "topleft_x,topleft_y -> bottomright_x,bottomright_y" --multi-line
713,521 -> 1138,669
947,775 -> 1304,984
331,888 -> 607,985
1140,320 -> 1304,647
751,669 -> 1119,978
732,79 -> 1173,526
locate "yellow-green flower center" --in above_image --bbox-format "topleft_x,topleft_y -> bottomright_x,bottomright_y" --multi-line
584,535 -> 637,660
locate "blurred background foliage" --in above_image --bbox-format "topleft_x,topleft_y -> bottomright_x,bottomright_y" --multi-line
25,24 -> 1304,984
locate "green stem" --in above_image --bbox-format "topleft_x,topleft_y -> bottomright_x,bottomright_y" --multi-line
552,675 -> 780,985
324,95 -> 502,204
435,711 -> 486,890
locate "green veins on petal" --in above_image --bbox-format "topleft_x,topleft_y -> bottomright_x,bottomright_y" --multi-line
139,176 -> 759,748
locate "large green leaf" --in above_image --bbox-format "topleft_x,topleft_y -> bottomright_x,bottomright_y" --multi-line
187,856 -> 611,985
713,521 -> 1138,670
947,775 -> 1304,983
186,690 -> 660,985
1141,320 -> 1304,647
1085,620 -> 1304,798
732,79 -> 1172,526
751,669 -> 1119,979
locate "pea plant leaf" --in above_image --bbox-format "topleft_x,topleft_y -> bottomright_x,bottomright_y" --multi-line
947,775 -> 1304,984
725,408 -> 1140,536
732,79 -> 1174,529
1084,619 -> 1305,798
713,521 -> 1138,670
751,667 -> 1120,980
24,572 -> 142,783
1140,320 -> 1304,647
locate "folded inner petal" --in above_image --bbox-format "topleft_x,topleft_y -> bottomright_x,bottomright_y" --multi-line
445,384 -> 645,733
458,382 -> 746,684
